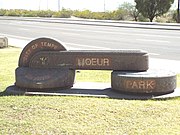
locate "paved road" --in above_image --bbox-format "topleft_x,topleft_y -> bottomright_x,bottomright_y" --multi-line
0,18 -> 180,61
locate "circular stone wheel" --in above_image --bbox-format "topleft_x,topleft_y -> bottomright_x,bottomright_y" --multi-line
111,69 -> 176,94
18,37 -> 66,67
15,67 -> 75,90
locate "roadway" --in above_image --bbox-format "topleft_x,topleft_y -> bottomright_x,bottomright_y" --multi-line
0,17 -> 180,62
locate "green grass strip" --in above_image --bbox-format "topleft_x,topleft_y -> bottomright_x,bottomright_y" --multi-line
0,47 -> 180,134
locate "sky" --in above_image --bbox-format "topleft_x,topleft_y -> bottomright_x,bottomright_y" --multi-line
0,0 -> 178,12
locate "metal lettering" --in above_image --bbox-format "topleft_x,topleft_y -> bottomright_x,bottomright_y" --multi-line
77,58 -> 110,67
91,58 -> 97,65
23,49 -> 31,63
77,58 -> 84,67
104,58 -> 110,66
146,80 -> 156,89
125,80 -> 156,90
97,58 -> 103,66
138,81 -> 146,89
41,42 -> 57,49
31,44 -> 38,50
85,58 -> 91,65
131,81 -> 139,89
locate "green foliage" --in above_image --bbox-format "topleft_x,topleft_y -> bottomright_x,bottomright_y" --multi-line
0,47 -> 21,91
1,95 -> 180,134
4,9 -> 21,16
135,0 -> 174,22
118,2 -> 136,20
73,9 -> 129,21
72,2 -> 139,21
72,2 -> 140,21
0,2 -> 177,23
173,11 -> 177,22
138,14 -> 149,22
172,10 -> 180,23
178,74 -> 180,87
53,8 -> 72,18
156,10 -> 176,23
0,9 -> 7,16
76,70 -> 111,83
73,10 -> 93,19
21,10 -> 38,17
112,9 -> 127,20
0,47 -> 180,134
0,9 -> 70,18
36,10 -> 54,17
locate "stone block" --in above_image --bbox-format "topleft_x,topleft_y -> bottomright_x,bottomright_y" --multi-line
18,37 -> 66,67
15,67 -> 75,90
111,69 -> 176,94
30,50 -> 149,71
0,37 -> 8,48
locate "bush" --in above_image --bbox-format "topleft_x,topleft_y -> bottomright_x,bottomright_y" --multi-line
172,10 -> 179,23
73,10 -> 93,19
138,14 -> 149,22
156,11 -> 176,23
21,10 -> 38,17
36,10 -> 54,17
0,8 -> 178,23
112,9 -> 127,20
4,9 -> 21,16
0,9 -> 7,16
53,8 -> 72,18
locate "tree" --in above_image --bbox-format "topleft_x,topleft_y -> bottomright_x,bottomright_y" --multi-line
119,2 -> 140,21
135,0 -> 174,22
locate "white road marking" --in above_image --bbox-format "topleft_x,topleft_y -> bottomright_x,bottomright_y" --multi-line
18,28 -> 29,31
61,32 -> 81,36
0,33 -> 32,40
0,33 -> 109,49
136,39 -> 170,43
0,34 -> 171,53
64,42 -> 110,49
149,53 -> 160,56
1,21 -> 180,39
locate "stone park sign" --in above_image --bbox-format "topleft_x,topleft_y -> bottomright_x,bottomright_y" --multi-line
13,37 -> 176,95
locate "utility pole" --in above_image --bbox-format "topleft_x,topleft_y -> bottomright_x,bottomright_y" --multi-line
178,0 -> 180,23
58,0 -> 60,11
104,0 -> 106,12
39,0 -> 41,10
47,0 -> 48,10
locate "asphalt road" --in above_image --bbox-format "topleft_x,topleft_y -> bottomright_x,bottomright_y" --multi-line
0,18 -> 180,60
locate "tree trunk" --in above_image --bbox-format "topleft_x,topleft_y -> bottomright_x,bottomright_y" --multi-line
149,17 -> 154,22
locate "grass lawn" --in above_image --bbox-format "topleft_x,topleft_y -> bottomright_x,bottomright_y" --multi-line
0,47 -> 180,134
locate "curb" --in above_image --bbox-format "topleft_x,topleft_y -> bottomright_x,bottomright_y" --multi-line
0,16 -> 180,31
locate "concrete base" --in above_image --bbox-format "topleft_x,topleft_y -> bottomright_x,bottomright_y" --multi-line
3,82 -> 180,100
